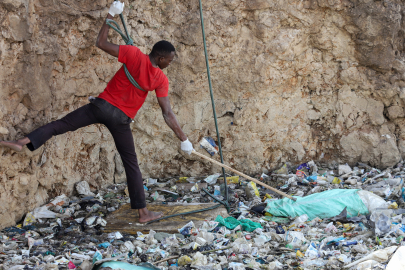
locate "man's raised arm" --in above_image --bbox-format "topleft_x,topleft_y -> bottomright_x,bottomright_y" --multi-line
96,1 -> 124,57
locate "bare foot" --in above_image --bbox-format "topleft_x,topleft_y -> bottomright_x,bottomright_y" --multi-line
0,141 -> 24,152
0,137 -> 30,152
138,207 -> 163,223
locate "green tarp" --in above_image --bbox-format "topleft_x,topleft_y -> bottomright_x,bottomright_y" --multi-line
264,189 -> 369,220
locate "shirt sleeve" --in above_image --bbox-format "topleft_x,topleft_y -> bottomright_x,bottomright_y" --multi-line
155,76 -> 169,97
118,45 -> 140,64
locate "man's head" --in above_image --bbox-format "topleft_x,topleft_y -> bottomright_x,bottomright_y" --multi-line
150,40 -> 175,69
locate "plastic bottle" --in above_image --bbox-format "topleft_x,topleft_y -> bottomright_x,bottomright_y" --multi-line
317,180 -> 328,185
375,213 -> 391,235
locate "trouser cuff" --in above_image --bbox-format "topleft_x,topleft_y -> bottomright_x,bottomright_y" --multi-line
131,202 -> 146,209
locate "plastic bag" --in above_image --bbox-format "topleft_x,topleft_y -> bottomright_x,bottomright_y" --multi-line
108,231 -> 123,239
190,183 -> 199,193
245,181 -> 260,199
304,242 -> 319,258
28,238 -> 44,249
275,164 -> 288,174
232,238 -> 252,254
228,262 -> 245,270
197,231 -> 215,243
92,250 -> 103,264
204,173 -> 221,185
191,252 -> 208,267
146,178 -> 158,186
352,244 -> 368,254
339,164 -> 352,175
253,234 -> 271,246
356,260 -> 380,270
32,206 -> 59,219
215,215 -> 262,232
370,209 -> 393,236
386,246 -> 405,270
344,246 -> 398,269
48,194 -> 69,206
23,212 -> 36,226
120,241 -> 135,253
287,231 -> 307,248
76,181 -> 95,196
291,214 -> 308,225
267,260 -> 283,269
71,253 -> 91,261
357,190 -> 390,213
178,255 -> 192,266
178,221 -> 197,235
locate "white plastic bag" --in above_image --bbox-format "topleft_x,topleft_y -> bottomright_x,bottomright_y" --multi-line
76,181 -> 95,196
32,206 -> 59,219
386,246 -> 405,270
344,246 -> 398,268
287,231 -> 307,248
370,209 -> 394,236
48,194 -> 69,206
356,260 -> 380,270
357,190 -> 390,213
204,173 -> 221,185
191,252 -> 208,268
291,214 -> 308,225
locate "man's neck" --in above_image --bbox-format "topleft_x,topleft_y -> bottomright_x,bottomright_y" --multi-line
149,54 -> 158,68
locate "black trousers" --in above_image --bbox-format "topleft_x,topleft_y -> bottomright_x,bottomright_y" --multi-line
26,98 -> 146,209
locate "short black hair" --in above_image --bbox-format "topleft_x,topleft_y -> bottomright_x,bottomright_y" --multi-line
150,40 -> 175,57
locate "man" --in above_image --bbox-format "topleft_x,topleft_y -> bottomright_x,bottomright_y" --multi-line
0,1 -> 194,223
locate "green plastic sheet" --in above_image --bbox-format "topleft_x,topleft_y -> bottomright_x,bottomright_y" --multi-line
215,215 -> 262,232
262,216 -> 290,224
265,189 -> 369,220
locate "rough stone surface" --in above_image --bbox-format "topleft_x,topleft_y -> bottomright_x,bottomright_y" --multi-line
0,0 -> 405,228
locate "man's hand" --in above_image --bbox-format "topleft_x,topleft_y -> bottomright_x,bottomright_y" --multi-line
109,1 -> 125,17
181,139 -> 194,155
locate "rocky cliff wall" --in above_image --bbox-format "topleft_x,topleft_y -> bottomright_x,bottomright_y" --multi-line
0,0 -> 404,228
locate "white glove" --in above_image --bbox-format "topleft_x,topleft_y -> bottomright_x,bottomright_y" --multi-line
109,1 -> 124,17
181,139 -> 194,155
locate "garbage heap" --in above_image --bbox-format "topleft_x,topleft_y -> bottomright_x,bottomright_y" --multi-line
2,160 -> 405,270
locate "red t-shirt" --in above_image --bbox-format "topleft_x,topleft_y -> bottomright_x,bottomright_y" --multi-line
98,45 -> 169,119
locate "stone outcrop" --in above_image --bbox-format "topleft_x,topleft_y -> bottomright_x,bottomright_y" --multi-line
0,0 -> 404,228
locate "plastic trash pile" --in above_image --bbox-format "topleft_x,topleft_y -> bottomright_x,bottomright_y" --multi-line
2,160 -> 405,270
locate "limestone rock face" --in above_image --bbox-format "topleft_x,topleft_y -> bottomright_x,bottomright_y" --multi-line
0,0 -> 405,228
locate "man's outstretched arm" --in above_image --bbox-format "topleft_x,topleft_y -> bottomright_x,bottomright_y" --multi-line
157,96 -> 187,141
157,96 -> 193,154
96,2 -> 124,57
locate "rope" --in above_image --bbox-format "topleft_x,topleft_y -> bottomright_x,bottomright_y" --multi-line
106,15 -> 145,92
146,188 -> 230,225
146,203 -> 222,225
197,1 -> 229,202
